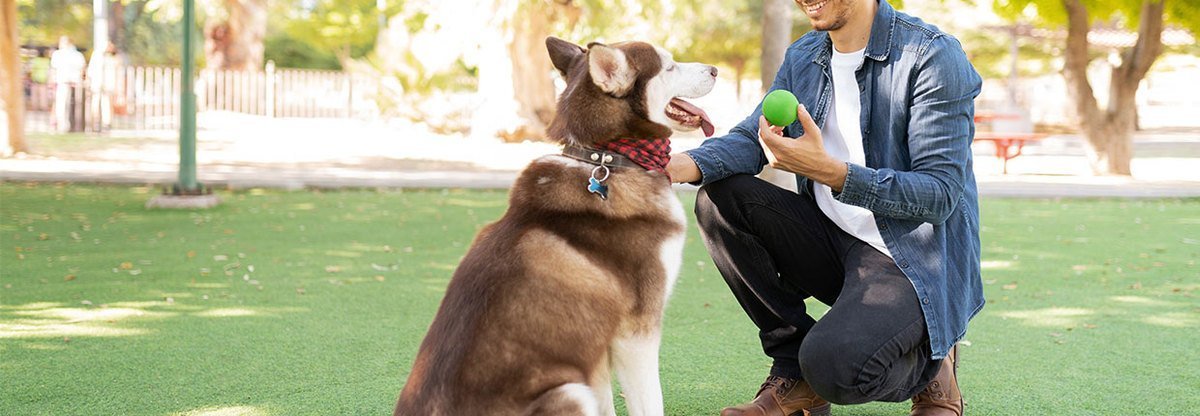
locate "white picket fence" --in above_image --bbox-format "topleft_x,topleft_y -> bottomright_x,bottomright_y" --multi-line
25,64 -> 377,133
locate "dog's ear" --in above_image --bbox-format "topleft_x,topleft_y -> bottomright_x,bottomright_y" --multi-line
587,42 -> 635,97
546,37 -> 584,78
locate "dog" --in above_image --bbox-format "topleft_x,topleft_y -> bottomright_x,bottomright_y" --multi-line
394,36 -> 717,416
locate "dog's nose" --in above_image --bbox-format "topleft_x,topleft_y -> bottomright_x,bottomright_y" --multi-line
709,66 -> 719,77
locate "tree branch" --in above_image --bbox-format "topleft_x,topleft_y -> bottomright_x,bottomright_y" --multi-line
1119,0 -> 1165,85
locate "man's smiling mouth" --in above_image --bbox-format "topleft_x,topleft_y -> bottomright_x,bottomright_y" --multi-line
803,0 -> 828,13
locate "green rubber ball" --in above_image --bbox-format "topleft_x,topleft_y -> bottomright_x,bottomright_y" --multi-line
762,89 -> 799,127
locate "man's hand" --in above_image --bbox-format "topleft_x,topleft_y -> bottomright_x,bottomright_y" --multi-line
667,152 -> 702,184
758,104 -> 849,192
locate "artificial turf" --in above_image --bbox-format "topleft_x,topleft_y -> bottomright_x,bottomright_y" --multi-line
1,182 -> 1197,415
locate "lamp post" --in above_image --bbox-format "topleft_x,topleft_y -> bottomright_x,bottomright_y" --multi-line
146,0 -> 218,208
177,0 -> 198,193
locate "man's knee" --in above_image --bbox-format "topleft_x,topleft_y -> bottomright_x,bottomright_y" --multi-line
694,174 -> 759,225
799,333 -> 874,405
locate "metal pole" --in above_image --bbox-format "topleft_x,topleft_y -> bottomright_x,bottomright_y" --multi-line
177,0 -> 198,193
93,0 -> 108,53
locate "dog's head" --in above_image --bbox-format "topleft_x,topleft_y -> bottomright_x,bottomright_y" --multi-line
545,37 -> 717,146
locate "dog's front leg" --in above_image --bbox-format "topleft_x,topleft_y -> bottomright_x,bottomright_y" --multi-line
611,332 -> 663,416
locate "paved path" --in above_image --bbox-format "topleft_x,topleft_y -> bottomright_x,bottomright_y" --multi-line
3,118 -> 1199,198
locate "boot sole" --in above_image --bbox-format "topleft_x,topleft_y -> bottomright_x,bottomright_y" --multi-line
795,403 -> 831,416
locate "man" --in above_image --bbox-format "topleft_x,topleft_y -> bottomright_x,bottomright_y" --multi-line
667,0 -> 983,415
50,36 -> 86,132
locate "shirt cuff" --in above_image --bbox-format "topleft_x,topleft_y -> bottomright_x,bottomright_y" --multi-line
683,147 -> 726,187
833,162 -> 874,209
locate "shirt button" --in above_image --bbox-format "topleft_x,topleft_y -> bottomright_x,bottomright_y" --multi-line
922,298 -> 930,305
878,223 -> 887,230
900,261 -> 909,268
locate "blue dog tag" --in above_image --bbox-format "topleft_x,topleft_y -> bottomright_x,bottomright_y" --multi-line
588,177 -> 609,200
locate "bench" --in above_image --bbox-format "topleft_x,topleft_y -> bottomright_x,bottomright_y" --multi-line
974,113 -> 1045,174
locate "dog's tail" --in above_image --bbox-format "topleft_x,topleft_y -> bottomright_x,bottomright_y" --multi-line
522,383 -> 599,416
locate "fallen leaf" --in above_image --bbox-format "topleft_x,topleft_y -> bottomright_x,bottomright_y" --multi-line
1002,283 -> 1018,290
325,265 -> 342,273
1083,323 -> 1097,329
38,233 -> 49,240
187,251 -> 196,258
63,337 -> 70,343
296,287 -> 306,295
1049,332 -> 1062,337
64,274 -> 76,281
1131,282 -> 1143,290
214,255 -> 228,261
374,275 -> 386,282
119,262 -> 133,270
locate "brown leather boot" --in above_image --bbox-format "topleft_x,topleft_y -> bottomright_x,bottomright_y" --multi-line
910,345 -> 963,416
720,375 -> 831,416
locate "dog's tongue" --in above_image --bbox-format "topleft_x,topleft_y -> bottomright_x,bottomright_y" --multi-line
671,98 -> 715,137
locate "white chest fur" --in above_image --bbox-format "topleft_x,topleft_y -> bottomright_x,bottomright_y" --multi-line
657,190 -> 687,305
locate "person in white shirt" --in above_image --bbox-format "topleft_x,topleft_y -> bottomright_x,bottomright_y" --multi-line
50,36 -> 86,132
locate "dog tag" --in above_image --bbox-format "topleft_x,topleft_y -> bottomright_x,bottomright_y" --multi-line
588,177 -> 609,200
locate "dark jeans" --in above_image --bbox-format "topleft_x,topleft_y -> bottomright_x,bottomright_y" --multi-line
695,175 -> 942,404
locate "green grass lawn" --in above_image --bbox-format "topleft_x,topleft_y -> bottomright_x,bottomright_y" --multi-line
1,183 -> 1197,415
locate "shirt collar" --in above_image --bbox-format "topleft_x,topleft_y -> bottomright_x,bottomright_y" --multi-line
811,0 -> 897,66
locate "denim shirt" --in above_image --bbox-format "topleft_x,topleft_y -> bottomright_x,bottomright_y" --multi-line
684,0 -> 984,359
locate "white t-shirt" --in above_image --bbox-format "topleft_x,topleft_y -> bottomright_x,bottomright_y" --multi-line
51,47 -> 86,84
813,48 -> 892,258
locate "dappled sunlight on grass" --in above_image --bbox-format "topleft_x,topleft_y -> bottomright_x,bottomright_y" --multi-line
1109,295 -> 1180,307
981,260 -> 1013,269
12,306 -> 173,322
0,320 -> 151,338
997,307 -> 1095,327
323,249 -> 364,258
173,405 -> 270,416
192,308 -> 260,318
0,305 -> 172,339
1141,312 -> 1199,328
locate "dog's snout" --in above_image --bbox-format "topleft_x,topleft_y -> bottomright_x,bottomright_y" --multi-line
709,66 -> 719,77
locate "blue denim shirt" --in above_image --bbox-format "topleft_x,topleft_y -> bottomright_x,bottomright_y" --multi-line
685,0 -> 983,359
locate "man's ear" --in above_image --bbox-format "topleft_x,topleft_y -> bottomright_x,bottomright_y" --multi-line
587,42 -> 635,97
546,37 -> 584,78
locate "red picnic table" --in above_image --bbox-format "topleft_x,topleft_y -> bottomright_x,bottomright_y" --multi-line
974,113 -> 1046,174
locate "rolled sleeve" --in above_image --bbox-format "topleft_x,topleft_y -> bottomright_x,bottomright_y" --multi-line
834,162 -> 874,208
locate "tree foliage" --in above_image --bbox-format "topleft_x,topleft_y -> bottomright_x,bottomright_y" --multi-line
994,0 -> 1198,35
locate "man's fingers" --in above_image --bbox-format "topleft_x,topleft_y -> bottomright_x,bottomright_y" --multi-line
757,116 -> 783,147
797,104 -> 819,136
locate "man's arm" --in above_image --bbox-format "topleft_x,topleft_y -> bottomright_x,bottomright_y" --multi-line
833,36 -> 982,224
669,47 -> 800,185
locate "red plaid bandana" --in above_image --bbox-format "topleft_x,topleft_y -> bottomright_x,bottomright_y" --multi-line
602,138 -> 672,180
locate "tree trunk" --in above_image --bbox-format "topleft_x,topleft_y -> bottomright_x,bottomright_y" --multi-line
1061,0 -> 1163,175
761,0 -> 791,93
1,0 -> 27,156
760,0 -> 796,191
507,0 -> 561,135
203,0 -> 267,71
478,0 -> 579,142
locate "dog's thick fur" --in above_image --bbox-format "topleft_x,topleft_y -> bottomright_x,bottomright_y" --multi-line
394,37 -> 716,416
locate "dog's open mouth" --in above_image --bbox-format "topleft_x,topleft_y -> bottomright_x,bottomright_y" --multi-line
666,98 -> 715,137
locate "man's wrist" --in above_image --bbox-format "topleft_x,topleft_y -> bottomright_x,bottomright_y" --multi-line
816,157 -> 849,192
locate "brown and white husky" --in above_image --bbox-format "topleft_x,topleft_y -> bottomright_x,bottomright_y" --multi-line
394,36 -> 717,416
